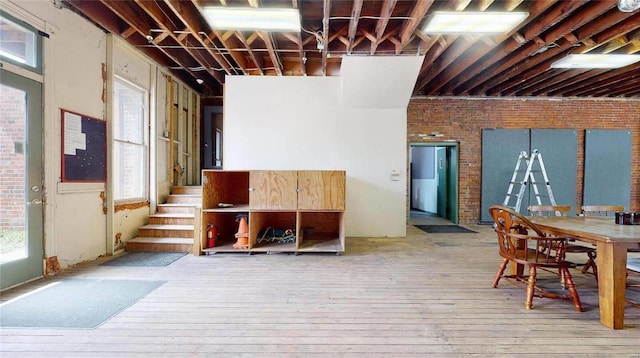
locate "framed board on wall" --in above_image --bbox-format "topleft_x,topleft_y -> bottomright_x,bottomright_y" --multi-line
61,109 -> 107,182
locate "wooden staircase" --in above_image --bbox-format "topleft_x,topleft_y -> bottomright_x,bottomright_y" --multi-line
126,186 -> 201,253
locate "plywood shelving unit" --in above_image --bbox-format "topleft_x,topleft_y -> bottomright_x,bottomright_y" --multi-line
198,170 -> 345,255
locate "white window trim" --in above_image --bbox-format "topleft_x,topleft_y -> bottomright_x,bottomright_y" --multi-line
113,75 -> 149,204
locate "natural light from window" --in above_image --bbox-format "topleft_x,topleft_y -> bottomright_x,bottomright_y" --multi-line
0,15 -> 37,68
113,77 -> 148,201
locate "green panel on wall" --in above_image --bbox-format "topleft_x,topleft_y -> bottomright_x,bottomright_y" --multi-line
480,129 -> 530,222
530,129 -> 578,215
583,130 -> 631,210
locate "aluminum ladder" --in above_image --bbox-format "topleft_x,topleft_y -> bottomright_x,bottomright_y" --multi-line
503,149 -> 557,213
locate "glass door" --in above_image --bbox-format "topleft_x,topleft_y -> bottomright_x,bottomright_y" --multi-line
0,68 -> 44,289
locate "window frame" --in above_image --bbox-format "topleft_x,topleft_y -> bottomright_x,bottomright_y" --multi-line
0,11 -> 42,74
112,75 -> 149,203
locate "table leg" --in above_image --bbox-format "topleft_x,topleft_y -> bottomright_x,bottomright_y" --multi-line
596,242 -> 627,329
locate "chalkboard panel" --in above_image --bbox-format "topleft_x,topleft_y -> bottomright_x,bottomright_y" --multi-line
61,109 -> 106,182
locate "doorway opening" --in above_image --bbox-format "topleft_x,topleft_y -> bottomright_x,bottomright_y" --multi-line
409,143 -> 459,224
202,105 -> 223,169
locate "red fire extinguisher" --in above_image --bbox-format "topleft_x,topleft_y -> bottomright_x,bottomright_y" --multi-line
206,224 -> 218,248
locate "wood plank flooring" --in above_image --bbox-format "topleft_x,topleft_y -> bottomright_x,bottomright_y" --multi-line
2,212 -> 640,357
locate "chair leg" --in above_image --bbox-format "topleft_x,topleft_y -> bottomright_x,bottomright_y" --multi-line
581,251 -> 598,282
526,266 -> 536,309
561,268 -> 583,312
492,259 -> 509,288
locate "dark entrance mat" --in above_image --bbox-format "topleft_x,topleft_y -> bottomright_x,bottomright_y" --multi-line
415,225 -> 477,234
99,251 -> 186,267
0,278 -> 165,329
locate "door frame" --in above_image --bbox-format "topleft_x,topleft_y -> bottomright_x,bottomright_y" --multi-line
409,142 -> 459,224
0,68 -> 44,290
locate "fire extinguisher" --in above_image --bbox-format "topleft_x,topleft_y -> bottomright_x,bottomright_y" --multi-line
206,224 -> 218,248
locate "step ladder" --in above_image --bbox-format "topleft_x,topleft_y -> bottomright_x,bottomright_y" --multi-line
503,149 -> 557,213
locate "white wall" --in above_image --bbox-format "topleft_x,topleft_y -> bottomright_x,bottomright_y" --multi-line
5,0 -> 197,268
224,74 -> 414,237
5,0 -> 109,267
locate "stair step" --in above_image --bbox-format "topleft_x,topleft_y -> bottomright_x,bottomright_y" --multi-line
126,237 -> 193,253
149,213 -> 195,225
138,224 -> 194,238
166,194 -> 202,204
125,186 -> 201,253
157,203 -> 200,214
171,186 -> 202,195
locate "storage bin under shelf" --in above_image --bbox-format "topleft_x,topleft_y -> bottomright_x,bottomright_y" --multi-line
250,211 -> 297,252
201,211 -> 250,253
297,211 -> 344,253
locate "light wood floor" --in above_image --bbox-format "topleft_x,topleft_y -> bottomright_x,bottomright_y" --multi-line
2,214 -> 640,357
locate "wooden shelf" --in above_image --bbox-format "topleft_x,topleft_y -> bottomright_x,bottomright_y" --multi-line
202,204 -> 250,213
198,170 -> 345,255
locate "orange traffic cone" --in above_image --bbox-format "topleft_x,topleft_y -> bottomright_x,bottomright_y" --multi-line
233,214 -> 249,249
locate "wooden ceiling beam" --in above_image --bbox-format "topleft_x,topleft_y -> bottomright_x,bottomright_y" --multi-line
133,0 -> 228,85
437,0 -> 558,95
562,64 -> 640,97
580,15 -> 640,54
290,0 -> 307,76
417,36 -> 476,94
121,26 -> 137,39
259,31 -> 283,75
168,0 -> 239,76
370,0 -> 397,54
234,31 -> 264,75
346,0 -> 363,54
245,1 -> 283,76
397,0 -> 434,54
466,1 -> 615,95
89,0 -> 221,95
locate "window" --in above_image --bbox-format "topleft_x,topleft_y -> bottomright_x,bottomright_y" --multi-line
113,77 -> 148,201
0,11 -> 41,73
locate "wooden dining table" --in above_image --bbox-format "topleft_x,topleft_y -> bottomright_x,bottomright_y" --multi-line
527,216 -> 640,330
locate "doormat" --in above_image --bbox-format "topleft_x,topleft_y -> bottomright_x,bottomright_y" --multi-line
415,225 -> 477,234
0,278 -> 165,329
99,251 -> 186,267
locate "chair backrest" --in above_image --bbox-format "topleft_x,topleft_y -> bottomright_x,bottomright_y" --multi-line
528,205 -> 572,217
581,205 -> 625,217
489,205 -> 567,265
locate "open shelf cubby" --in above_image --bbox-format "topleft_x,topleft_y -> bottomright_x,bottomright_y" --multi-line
199,170 -> 345,255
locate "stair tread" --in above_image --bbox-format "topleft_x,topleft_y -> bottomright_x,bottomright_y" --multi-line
157,203 -> 200,207
140,224 -> 194,230
150,213 -> 195,218
129,237 -> 193,244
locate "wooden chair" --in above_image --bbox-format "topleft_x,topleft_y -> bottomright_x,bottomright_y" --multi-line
627,258 -> 640,307
489,205 -> 583,312
528,205 -> 598,277
528,205 -> 572,217
581,205 -> 625,217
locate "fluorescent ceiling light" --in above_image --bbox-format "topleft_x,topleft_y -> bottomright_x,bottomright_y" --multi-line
551,54 -> 640,69
202,7 -> 301,32
422,11 -> 529,34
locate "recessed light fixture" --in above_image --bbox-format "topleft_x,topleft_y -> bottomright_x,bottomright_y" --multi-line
202,7 -> 301,32
550,54 -> 640,69
195,79 -> 204,85
422,11 -> 529,34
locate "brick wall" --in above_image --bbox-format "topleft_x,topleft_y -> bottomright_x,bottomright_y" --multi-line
0,86 -> 26,230
407,97 -> 640,225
